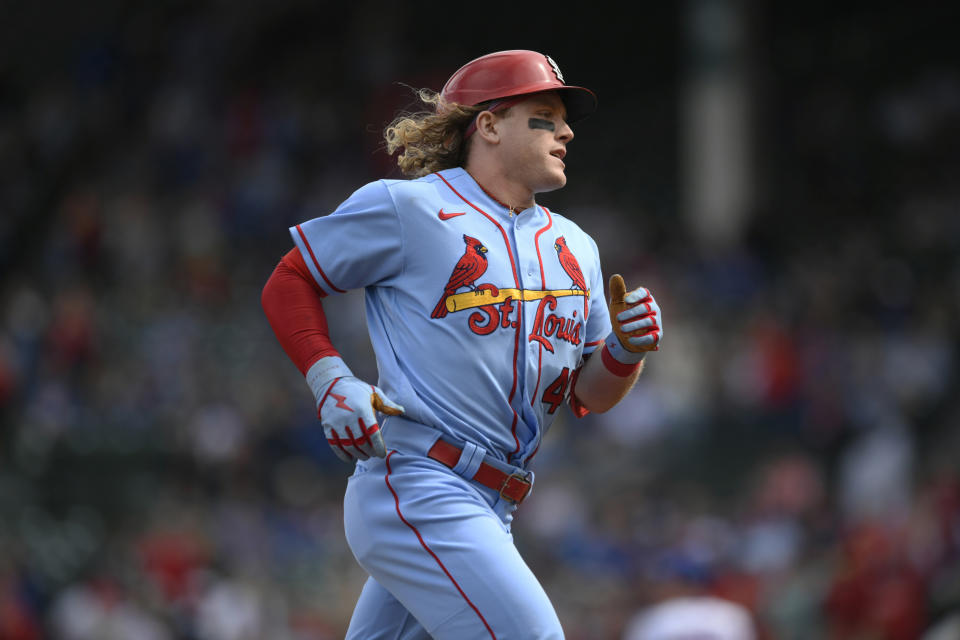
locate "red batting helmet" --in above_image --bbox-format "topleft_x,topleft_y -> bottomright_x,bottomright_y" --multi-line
440,50 -> 597,122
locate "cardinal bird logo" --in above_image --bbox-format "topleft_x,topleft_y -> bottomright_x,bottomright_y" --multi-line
554,236 -> 586,291
431,235 -> 489,318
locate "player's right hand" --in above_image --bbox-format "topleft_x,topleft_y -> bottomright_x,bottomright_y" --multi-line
316,376 -> 404,462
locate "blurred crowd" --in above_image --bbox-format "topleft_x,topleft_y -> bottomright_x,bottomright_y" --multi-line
1,3 -> 958,639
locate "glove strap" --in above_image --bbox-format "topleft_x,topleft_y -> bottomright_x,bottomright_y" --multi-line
306,356 -> 354,404
601,332 -> 645,376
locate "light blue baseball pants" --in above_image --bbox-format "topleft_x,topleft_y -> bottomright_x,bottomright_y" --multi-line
342,426 -> 563,639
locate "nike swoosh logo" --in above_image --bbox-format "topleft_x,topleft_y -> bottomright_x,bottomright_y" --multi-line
438,209 -> 466,220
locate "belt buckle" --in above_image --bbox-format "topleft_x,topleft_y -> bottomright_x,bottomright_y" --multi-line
499,472 -> 532,504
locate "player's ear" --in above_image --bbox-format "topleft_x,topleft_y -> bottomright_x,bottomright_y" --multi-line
474,110 -> 500,144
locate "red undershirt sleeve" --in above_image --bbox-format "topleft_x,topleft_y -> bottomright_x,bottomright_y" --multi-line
261,248 -> 340,375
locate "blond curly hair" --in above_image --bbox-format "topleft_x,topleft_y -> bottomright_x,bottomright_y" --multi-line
383,89 -> 485,178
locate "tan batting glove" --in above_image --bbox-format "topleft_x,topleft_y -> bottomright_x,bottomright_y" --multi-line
608,274 -> 663,357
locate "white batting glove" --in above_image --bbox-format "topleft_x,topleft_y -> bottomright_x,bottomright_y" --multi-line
606,274 -> 663,364
306,356 -> 404,463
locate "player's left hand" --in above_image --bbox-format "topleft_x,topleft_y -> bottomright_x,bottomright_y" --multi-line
608,274 -> 663,354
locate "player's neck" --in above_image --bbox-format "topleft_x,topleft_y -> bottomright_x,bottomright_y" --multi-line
463,166 -> 534,215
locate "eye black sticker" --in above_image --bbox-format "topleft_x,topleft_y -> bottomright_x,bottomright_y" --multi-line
528,118 -> 556,132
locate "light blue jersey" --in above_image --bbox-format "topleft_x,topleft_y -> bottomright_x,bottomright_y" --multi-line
291,167 -> 614,639
291,167 -> 611,468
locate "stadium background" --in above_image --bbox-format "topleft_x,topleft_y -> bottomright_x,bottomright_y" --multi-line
1,1 -> 958,638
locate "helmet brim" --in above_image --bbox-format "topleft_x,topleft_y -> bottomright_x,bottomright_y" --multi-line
556,86 -> 598,123
473,86 -> 597,123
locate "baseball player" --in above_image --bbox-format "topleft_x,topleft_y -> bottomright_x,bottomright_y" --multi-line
261,50 -> 663,639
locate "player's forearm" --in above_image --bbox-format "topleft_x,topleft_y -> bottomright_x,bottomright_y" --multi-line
261,248 -> 340,374
572,346 -> 644,413
572,275 -> 663,413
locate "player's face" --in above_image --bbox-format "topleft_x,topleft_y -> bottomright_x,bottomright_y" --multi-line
496,92 -> 574,194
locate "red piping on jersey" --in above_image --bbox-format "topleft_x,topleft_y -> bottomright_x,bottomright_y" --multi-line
436,172 -> 523,458
524,441 -> 541,466
506,333 -> 522,457
384,451 -> 498,639
435,173 -> 521,291
296,224 -> 346,293
531,346 -> 542,410
529,206 -> 554,409
534,206 -> 553,288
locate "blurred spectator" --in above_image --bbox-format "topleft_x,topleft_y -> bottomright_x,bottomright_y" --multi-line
622,596 -> 757,640
0,563 -> 42,640
621,557 -> 758,640
48,575 -> 171,640
824,522 -> 927,640
0,3 -> 957,638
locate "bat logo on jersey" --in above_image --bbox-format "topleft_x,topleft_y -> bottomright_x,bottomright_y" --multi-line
431,235 -> 489,319
431,234 -> 589,351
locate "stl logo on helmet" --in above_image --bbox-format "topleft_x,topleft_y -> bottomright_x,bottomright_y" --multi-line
545,55 -> 564,83
431,235 -> 587,352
